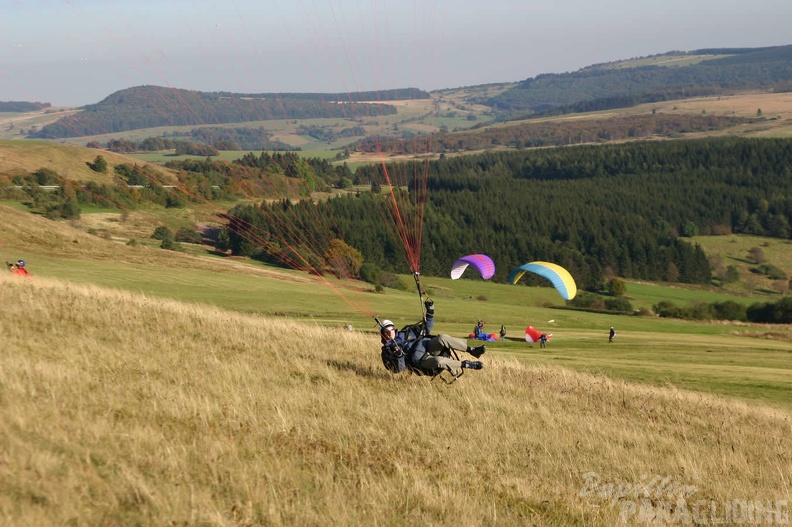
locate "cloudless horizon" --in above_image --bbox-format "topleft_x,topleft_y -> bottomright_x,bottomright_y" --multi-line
2,0 -> 791,108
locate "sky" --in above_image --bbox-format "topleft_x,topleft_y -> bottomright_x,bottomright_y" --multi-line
2,0 -> 792,108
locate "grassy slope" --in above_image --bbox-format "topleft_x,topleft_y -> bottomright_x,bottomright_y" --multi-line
0,140 -> 177,182
2,202 -> 792,413
1,269 -> 790,525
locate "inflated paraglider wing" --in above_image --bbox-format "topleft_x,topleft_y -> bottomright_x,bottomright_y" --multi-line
525,326 -> 553,343
508,261 -> 577,300
450,254 -> 495,280
525,326 -> 541,343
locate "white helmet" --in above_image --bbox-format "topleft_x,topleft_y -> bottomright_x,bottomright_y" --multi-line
380,320 -> 395,335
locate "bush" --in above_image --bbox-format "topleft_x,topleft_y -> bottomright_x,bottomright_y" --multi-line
175,227 -> 202,243
607,277 -> 627,297
379,272 -> 408,291
712,301 -> 747,321
757,263 -> 786,280
653,300 -> 684,319
151,226 -> 174,241
604,296 -> 633,313
86,155 -> 108,173
569,292 -> 606,310
359,262 -> 382,285
160,237 -> 182,251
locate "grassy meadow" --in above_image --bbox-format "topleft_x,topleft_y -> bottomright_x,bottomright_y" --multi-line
1,269 -> 791,525
1,202 -> 792,525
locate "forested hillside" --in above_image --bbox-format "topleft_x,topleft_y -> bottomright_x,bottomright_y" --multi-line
482,45 -> 792,116
6,136 -> 792,293
223,137 -> 792,290
32,86 -> 403,139
354,113 -> 751,154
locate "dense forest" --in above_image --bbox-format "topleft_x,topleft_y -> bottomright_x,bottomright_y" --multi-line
481,45 -> 792,116
31,86 -> 398,139
222,137 -> 792,290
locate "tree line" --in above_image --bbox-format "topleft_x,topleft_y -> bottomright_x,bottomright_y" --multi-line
225,137 -> 792,290
352,113 -> 749,155
93,127 -> 296,154
9,136 -> 792,300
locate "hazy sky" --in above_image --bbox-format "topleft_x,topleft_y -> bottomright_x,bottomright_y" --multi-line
2,0 -> 791,107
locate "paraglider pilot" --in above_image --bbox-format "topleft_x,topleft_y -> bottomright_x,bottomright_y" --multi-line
609,327 -> 616,343
379,299 -> 486,377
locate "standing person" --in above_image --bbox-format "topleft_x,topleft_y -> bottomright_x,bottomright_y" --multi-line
473,320 -> 485,340
379,299 -> 485,377
539,333 -> 548,349
609,327 -> 616,343
499,324 -> 506,341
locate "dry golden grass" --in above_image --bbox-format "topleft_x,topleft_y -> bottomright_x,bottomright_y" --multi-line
0,204 -> 312,284
0,140 -> 177,183
1,274 -> 789,526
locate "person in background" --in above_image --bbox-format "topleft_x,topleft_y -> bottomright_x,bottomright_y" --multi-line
6,259 -> 30,277
609,326 -> 616,343
473,319 -> 485,340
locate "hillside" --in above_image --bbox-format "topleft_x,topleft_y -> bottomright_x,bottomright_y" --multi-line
0,140 -> 177,183
2,46 -> 791,166
482,45 -> 792,116
1,270 -> 790,525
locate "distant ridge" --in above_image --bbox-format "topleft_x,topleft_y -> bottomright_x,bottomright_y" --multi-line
31,86 -> 426,139
481,45 -> 792,116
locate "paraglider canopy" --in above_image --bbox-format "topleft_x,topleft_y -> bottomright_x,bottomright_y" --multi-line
525,326 -> 552,343
450,254 -> 495,280
508,261 -> 577,300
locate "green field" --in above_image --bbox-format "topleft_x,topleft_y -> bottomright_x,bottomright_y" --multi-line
5,213 -> 791,411
3,198 -> 792,409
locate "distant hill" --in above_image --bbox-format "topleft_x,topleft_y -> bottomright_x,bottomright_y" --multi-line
14,44 -> 792,148
0,101 -> 51,112
480,45 -> 792,117
31,86 -> 429,139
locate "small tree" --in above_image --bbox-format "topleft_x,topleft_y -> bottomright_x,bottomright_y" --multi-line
607,277 -> 627,297
679,219 -> 699,237
324,239 -> 364,277
86,155 -> 108,173
724,265 -> 740,284
216,227 -> 231,252
151,225 -> 173,241
748,246 -> 766,264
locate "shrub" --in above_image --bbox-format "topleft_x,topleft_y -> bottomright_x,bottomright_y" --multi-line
379,272 -> 408,291
175,227 -> 202,243
569,292 -> 606,310
359,262 -> 382,285
607,277 -> 626,297
151,226 -> 173,241
653,300 -> 684,319
604,297 -> 633,313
